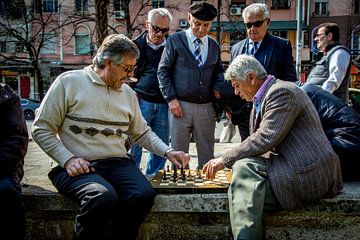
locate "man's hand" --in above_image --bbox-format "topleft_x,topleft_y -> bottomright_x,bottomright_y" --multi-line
64,157 -> 95,177
202,157 -> 225,180
166,151 -> 190,169
214,90 -> 221,99
168,99 -> 183,117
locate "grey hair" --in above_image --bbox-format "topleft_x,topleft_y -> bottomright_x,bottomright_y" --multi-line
93,34 -> 139,69
242,3 -> 270,20
225,55 -> 267,82
148,8 -> 173,24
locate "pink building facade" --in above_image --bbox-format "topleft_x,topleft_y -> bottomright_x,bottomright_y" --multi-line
0,0 -> 359,99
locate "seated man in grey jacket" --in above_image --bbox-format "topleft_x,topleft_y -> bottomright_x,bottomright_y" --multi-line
203,55 -> 343,240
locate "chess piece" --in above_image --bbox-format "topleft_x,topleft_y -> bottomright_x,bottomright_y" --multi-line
167,165 -> 170,172
173,164 -> 177,179
162,169 -> 167,180
187,170 -> 192,180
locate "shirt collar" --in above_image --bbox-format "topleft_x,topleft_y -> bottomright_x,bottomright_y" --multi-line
249,39 -> 262,48
146,34 -> 167,50
186,28 -> 207,44
253,75 -> 274,103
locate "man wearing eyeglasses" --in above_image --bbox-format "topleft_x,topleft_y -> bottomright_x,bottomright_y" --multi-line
130,8 -> 172,175
158,1 -> 224,169
32,34 -> 190,240
214,3 -> 297,142
307,22 -> 351,104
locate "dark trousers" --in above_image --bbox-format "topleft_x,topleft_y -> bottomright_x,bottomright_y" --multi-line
232,103 -> 252,141
0,176 -> 25,240
49,157 -> 156,240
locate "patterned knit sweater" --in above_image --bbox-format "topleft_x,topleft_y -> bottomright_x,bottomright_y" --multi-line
32,66 -> 169,167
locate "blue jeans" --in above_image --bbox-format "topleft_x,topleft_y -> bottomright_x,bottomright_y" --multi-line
48,157 -> 156,240
130,99 -> 169,175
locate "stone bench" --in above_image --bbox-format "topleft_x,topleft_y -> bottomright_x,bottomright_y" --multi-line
22,182 -> 360,240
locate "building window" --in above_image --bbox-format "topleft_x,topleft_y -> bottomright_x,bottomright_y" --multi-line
114,0 -> 124,11
0,0 -> 24,19
271,30 -> 288,39
271,0 -> 290,9
152,0 -> 164,8
191,0 -> 207,3
35,0 -> 58,13
355,0 -> 360,15
75,34 -> 90,55
314,0 -> 328,15
75,0 -> 88,12
40,32 -> 56,54
0,41 -> 6,52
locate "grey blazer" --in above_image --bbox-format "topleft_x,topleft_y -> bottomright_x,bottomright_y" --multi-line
157,31 -> 224,104
223,78 -> 343,210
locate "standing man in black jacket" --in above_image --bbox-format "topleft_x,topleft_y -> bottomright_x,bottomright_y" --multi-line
0,83 -> 28,239
215,3 -> 297,141
130,8 -> 173,175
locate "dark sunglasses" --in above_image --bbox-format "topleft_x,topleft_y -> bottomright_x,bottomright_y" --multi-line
120,63 -> 137,73
245,19 -> 267,29
151,24 -> 169,34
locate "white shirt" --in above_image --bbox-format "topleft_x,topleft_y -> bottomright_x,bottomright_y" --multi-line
322,48 -> 351,93
185,28 -> 209,63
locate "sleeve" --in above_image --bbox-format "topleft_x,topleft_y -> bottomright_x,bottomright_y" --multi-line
212,44 -> 225,91
322,49 -> 351,93
158,37 -> 177,102
281,40 -> 297,82
0,86 -> 28,176
126,92 -> 169,157
223,86 -> 299,168
31,76 -> 75,166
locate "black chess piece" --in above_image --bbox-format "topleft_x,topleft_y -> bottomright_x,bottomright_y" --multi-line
173,164 -> 177,180
162,169 -> 167,180
167,165 -> 170,172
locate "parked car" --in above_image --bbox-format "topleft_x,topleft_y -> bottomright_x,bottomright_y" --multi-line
21,98 -> 40,120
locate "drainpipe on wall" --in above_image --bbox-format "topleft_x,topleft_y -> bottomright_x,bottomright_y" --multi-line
296,0 -> 302,79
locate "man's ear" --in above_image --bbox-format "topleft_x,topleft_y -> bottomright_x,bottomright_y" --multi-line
248,72 -> 256,84
327,32 -> 333,41
104,59 -> 112,69
145,20 -> 150,30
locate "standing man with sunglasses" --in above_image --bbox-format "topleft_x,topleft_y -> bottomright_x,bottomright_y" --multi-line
32,34 -> 190,240
158,1 -> 224,168
130,8 -> 172,175
215,3 -> 297,142
307,22 -> 351,104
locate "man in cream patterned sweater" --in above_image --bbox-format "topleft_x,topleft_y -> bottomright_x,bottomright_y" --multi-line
32,34 -> 189,240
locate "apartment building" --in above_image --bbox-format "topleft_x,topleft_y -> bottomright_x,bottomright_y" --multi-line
0,0 -> 359,99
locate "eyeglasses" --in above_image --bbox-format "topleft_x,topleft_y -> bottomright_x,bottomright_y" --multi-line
245,19 -> 267,29
119,63 -> 137,73
151,24 -> 170,34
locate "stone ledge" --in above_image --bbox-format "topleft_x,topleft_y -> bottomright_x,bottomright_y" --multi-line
22,182 -> 360,240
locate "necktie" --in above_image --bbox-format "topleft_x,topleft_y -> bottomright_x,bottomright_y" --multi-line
249,42 -> 259,55
193,38 -> 203,67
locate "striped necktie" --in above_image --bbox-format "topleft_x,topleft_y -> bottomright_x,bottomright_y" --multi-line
193,38 -> 203,67
249,41 -> 259,55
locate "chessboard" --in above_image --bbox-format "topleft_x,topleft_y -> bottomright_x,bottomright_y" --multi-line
150,167 -> 232,194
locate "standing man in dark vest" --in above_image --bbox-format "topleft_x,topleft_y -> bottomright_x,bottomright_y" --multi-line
130,8 -> 172,175
158,1 -> 224,168
307,22 -> 351,104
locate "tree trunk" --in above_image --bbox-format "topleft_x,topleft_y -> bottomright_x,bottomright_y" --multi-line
94,0 -> 109,47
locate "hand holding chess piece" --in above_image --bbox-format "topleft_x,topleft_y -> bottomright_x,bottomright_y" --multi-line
165,150 -> 190,170
202,156 -> 225,180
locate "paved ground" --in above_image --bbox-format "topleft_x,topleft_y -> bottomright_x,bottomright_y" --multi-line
23,120 -> 241,192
